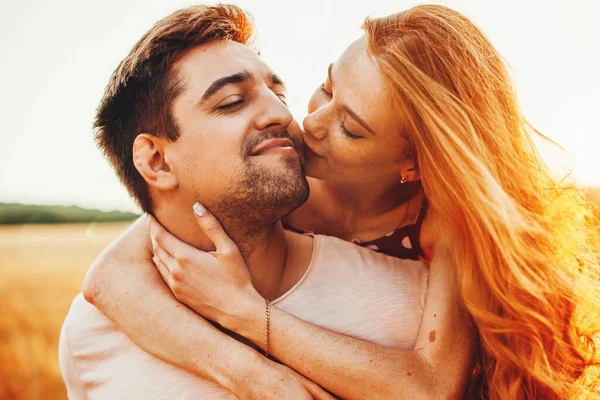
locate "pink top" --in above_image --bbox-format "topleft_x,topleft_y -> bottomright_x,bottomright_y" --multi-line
59,234 -> 429,399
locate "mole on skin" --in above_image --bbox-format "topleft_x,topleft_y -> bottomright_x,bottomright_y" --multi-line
429,329 -> 437,342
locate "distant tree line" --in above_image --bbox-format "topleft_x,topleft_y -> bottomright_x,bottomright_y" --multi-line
0,203 -> 140,224
0,188 -> 598,225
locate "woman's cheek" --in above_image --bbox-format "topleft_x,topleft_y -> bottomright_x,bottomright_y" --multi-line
330,140 -> 359,167
342,143 -> 383,174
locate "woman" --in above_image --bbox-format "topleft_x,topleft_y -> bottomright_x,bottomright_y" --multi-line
85,4 -> 600,399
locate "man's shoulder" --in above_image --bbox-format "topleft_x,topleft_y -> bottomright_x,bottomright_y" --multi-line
60,292 -> 124,359
58,296 -> 236,399
62,293 -> 112,337
66,292 -> 102,318
59,292 -> 123,399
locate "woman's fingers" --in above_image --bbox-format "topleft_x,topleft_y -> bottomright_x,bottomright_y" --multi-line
151,238 -> 176,274
152,255 -> 172,286
192,202 -> 239,257
152,255 -> 189,303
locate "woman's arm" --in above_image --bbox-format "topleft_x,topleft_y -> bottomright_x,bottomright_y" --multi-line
245,246 -> 477,399
151,207 -> 478,399
82,216 -> 333,400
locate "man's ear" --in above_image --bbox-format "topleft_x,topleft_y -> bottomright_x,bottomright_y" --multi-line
132,134 -> 178,191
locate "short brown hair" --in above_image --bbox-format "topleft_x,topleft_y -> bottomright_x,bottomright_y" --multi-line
94,5 -> 254,212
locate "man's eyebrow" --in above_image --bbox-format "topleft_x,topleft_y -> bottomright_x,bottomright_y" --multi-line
199,70 -> 254,104
329,63 -> 375,136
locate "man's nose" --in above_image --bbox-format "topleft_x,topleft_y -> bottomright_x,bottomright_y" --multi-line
254,92 -> 293,131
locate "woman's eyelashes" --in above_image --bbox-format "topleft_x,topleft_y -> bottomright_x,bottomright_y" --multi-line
319,82 -> 363,140
340,121 -> 363,140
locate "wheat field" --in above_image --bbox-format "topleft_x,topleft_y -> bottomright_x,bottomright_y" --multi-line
0,222 -> 131,400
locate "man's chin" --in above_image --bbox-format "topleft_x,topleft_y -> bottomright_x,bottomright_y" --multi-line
257,150 -> 302,167
266,168 -> 309,211
270,180 -> 310,221
256,153 -> 306,179
243,156 -> 308,207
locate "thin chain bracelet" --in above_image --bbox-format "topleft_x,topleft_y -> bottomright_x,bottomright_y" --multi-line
264,298 -> 271,358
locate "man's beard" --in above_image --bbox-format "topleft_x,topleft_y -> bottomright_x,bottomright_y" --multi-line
212,128 -> 310,238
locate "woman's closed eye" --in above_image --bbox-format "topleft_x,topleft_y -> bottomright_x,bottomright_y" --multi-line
340,121 -> 363,140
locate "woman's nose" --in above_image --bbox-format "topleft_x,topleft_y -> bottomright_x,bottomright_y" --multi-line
302,108 -> 329,140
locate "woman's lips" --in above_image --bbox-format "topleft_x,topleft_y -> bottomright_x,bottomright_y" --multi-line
303,142 -> 324,158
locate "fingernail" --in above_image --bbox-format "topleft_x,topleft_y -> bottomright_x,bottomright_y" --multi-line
193,202 -> 205,217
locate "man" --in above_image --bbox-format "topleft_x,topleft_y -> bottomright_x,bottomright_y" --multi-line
59,5 -> 429,399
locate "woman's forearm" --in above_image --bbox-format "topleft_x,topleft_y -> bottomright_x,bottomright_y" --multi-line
252,304 -> 435,399
83,254 -> 269,394
80,218 -> 276,397
83,256 -> 338,399
233,252 -> 476,399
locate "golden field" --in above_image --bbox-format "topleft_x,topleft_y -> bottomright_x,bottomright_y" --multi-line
0,222 -> 131,400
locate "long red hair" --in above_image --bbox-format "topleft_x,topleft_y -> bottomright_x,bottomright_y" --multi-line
364,5 -> 600,398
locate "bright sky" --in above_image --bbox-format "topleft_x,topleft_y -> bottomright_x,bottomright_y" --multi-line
1,0 -> 599,212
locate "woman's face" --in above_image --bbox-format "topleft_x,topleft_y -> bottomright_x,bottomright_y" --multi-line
302,37 -> 413,185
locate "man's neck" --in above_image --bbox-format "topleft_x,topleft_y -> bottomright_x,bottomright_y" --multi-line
153,203 -> 291,300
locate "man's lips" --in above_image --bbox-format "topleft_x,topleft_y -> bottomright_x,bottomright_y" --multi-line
251,138 -> 296,156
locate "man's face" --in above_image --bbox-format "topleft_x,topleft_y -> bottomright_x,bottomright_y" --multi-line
164,40 -> 308,225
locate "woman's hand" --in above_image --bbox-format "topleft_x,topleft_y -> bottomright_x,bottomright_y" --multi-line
147,204 -> 264,332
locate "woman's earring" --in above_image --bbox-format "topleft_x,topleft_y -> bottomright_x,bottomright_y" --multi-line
400,176 -> 407,184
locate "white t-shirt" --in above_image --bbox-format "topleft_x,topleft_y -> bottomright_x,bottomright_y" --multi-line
59,234 -> 428,399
